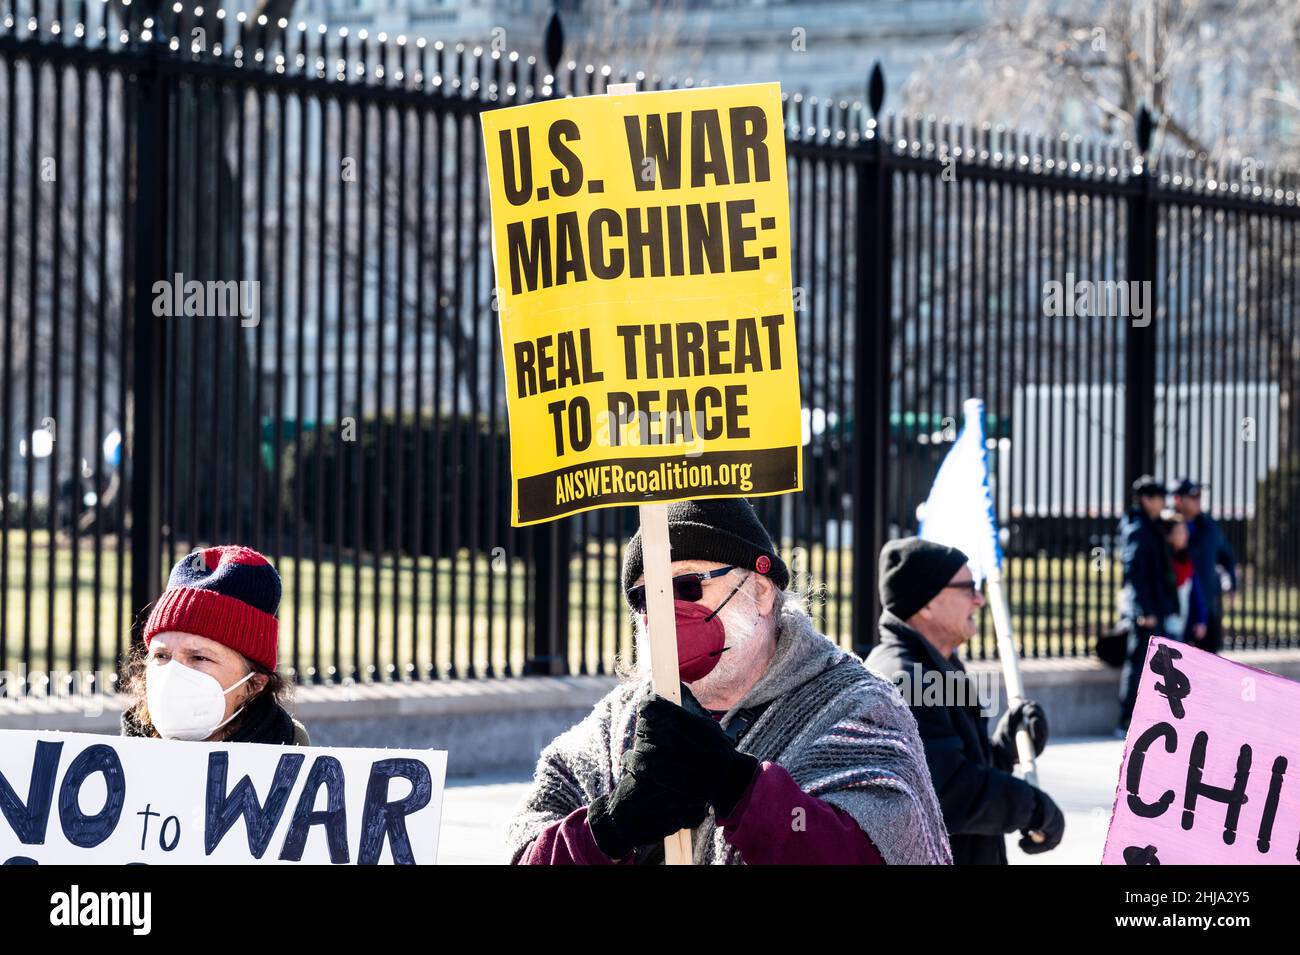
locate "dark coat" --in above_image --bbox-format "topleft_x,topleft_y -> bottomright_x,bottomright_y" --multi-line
1118,507 -> 1179,621
1186,513 -> 1236,616
865,613 -> 1039,865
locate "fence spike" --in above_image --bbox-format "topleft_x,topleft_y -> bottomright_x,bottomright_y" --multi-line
868,61 -> 884,118
543,6 -> 562,77
1136,104 -> 1155,156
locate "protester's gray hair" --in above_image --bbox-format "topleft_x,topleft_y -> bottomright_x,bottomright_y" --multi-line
772,584 -> 804,618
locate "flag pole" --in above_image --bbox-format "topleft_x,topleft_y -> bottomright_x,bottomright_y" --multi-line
985,573 -> 1045,844
984,571 -> 1039,787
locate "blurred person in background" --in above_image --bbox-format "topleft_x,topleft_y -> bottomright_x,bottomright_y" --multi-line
1159,511 -> 1208,645
1117,475 -> 1179,733
1172,478 -> 1236,655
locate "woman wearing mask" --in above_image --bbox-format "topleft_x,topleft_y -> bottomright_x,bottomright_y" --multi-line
1161,513 -> 1208,645
120,545 -> 309,746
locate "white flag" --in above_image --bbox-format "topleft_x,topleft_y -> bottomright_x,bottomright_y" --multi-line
917,398 -> 1002,584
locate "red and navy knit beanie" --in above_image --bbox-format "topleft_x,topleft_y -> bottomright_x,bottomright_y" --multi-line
143,545 -> 281,670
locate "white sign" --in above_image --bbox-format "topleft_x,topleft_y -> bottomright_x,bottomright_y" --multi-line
0,730 -> 447,865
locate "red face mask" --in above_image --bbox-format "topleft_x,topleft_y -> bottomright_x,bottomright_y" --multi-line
641,599 -> 729,683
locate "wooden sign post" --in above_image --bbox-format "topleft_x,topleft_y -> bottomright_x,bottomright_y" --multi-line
639,501 -> 693,864
606,80 -> 691,865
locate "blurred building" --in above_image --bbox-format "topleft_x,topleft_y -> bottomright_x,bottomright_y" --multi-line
298,0 -> 987,103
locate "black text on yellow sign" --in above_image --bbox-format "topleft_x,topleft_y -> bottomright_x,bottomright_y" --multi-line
481,83 -> 802,526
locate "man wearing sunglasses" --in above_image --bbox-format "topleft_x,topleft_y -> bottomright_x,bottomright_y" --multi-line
509,498 -> 951,865
865,537 -> 1065,865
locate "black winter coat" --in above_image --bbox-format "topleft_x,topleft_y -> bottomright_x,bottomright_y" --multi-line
1119,507 -> 1179,622
865,613 -> 1039,865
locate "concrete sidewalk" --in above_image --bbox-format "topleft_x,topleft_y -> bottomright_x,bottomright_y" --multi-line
436,736 -> 1124,864
1007,736 -> 1121,865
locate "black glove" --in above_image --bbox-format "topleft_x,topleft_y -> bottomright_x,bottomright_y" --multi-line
586,769 -> 709,862
992,699 -> 1049,767
622,686 -> 760,817
1018,788 -> 1065,855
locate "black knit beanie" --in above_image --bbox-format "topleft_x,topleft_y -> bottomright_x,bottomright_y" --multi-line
1131,474 -> 1166,498
877,537 -> 970,621
622,498 -> 789,601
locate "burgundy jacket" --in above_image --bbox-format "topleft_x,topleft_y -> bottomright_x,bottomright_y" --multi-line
516,760 -> 885,865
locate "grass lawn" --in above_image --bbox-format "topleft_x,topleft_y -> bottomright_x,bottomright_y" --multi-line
2,530 -> 1296,685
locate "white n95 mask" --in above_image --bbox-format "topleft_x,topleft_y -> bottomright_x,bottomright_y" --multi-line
146,659 -> 255,741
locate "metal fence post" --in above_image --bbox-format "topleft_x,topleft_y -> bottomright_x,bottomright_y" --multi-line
851,64 -> 892,658
1123,107 -> 1158,494
526,521 -> 571,675
520,8 -> 572,677
127,36 -> 169,642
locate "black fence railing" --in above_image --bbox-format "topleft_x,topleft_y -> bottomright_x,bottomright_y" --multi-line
1,2 -> 1297,697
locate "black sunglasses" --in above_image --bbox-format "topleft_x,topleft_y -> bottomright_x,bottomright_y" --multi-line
944,580 -> 983,595
628,566 -> 738,614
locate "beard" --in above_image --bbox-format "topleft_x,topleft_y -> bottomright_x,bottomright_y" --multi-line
632,591 -> 774,705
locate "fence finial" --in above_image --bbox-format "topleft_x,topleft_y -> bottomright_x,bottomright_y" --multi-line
544,7 -> 563,76
1136,104 -> 1155,156
868,61 -> 885,118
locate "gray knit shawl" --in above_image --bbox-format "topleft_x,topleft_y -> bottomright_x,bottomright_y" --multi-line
507,601 -> 953,865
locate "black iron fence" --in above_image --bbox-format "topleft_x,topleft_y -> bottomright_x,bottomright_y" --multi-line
1,2 -> 1297,697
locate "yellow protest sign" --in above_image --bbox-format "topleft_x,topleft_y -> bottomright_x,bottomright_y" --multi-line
481,83 -> 802,526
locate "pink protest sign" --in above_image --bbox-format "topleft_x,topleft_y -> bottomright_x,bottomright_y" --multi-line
1103,636 -> 1300,865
